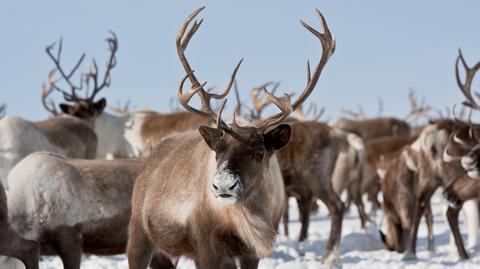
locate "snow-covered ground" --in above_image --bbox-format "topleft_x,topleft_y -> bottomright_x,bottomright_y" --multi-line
3,194 -> 480,268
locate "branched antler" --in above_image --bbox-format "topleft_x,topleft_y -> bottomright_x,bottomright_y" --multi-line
456,49 -> 480,110
45,32 -> 118,104
41,83 -> 60,116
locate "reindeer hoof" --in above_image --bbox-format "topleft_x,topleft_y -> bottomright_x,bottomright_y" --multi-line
321,247 -> 341,268
402,251 -> 417,261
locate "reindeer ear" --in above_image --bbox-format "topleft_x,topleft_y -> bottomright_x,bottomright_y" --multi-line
264,124 -> 292,150
59,103 -> 73,114
94,98 -> 107,113
199,126 -> 224,151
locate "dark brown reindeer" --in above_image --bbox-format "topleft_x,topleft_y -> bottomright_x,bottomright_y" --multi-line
0,182 -> 39,269
440,49 -> 480,259
380,146 -> 434,253
127,6 -> 335,269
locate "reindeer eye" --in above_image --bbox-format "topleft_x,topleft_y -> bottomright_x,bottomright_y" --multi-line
253,148 -> 265,160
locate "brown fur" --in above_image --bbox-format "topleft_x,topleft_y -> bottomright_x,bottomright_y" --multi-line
331,117 -> 411,141
401,119 -> 466,260
360,135 -> 418,212
380,148 -> 434,252
0,183 -> 39,269
276,121 -> 346,259
138,111 -> 209,154
128,126 -> 287,269
34,116 -> 97,159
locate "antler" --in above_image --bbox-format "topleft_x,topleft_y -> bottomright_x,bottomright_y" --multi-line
109,99 -> 131,114
0,104 -> 6,118
296,103 -> 324,121
177,7 -> 251,142
342,106 -> 366,120
256,9 -> 335,129
45,32 -> 118,103
250,81 -> 277,118
83,31 -> 118,101
405,88 -> 432,120
45,38 -> 85,102
41,83 -> 60,116
456,49 -> 480,110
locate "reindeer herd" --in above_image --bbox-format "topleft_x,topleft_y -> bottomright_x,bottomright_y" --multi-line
1,5 -> 480,269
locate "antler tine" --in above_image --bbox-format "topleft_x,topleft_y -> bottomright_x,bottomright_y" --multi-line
176,6 -> 211,110
250,81 -> 276,117
258,88 -> 293,130
456,49 -> 480,110
45,38 -> 85,101
178,72 -> 214,120
0,104 -> 5,118
261,9 -> 335,128
88,31 -> 118,101
41,83 -> 59,116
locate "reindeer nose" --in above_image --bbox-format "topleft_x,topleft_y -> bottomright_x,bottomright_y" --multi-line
212,180 -> 239,192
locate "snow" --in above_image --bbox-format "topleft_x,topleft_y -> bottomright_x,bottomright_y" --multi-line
2,195 -> 480,268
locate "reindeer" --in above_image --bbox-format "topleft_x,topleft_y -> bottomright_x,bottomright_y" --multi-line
127,6 -> 335,268
439,49 -> 480,259
0,94 -> 97,187
0,182 -> 39,269
43,32 -> 138,159
379,147 -> 434,253
359,135 -> 419,213
5,152 -> 173,269
329,117 -> 411,141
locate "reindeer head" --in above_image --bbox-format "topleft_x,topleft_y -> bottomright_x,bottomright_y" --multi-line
177,7 -> 334,205
443,50 -> 480,178
44,32 -> 118,120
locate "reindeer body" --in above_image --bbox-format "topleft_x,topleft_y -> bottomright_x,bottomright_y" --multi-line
0,116 -> 97,186
128,130 -> 285,268
5,152 -> 172,269
92,111 -> 135,159
277,121 -> 349,262
329,117 -> 411,141
380,147 -> 434,252
125,110 -> 209,156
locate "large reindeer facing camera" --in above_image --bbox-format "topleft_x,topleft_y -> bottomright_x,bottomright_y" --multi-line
127,6 -> 335,269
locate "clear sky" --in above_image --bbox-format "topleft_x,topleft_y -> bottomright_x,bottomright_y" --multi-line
1,0 -> 479,121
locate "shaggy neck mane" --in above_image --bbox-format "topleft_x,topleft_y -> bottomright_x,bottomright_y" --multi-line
206,153 -> 277,258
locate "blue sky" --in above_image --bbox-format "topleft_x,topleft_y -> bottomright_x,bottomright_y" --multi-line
1,0 -> 479,120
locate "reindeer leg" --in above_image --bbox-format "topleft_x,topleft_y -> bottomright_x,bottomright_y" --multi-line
320,191 -> 344,265
0,226 -> 39,269
424,204 -> 434,252
446,205 -> 469,259
298,191 -> 313,242
350,179 -> 370,228
240,254 -> 260,269
402,189 -> 435,260
283,194 -> 290,237
127,218 -> 154,269
53,226 -> 82,269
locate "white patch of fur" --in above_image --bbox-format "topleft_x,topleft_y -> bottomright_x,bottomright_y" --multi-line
410,137 -> 421,152
376,169 -> 386,179
463,199 -> 479,248
94,112 -> 134,158
0,116 -> 66,188
442,149 -> 455,163
402,150 -> 418,172
346,133 -> 365,151
124,112 -> 148,157
212,161 -> 242,205
7,152 -> 128,240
